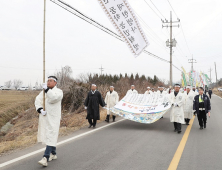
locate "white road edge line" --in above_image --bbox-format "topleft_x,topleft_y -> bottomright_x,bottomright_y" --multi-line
0,119 -> 125,168
214,94 -> 222,100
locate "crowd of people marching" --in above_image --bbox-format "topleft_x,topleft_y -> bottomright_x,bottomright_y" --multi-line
35,76 -> 211,167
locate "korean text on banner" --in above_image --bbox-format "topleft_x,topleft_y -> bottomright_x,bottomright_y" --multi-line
98,0 -> 149,57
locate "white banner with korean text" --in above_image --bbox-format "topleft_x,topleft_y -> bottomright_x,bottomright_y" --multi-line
108,93 -> 171,124
98,0 -> 149,57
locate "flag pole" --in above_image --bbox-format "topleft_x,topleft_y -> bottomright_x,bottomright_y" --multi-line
43,0 -> 46,110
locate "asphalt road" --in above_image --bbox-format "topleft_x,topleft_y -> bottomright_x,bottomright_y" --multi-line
1,94 -> 222,170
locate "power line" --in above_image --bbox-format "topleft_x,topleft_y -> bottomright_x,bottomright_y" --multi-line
143,0 -> 162,20
149,0 -> 166,19
135,13 -> 169,54
166,0 -> 178,18
180,24 -> 192,56
166,0 -> 192,56
50,0 -> 182,72
50,0 -> 123,41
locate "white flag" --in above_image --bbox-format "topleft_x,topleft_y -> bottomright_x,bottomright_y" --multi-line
98,0 -> 149,57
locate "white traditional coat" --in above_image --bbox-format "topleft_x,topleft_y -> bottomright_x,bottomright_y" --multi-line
105,90 -> 119,115
183,91 -> 195,119
144,90 -> 153,95
156,90 -> 167,95
126,89 -> 138,95
35,86 -> 63,146
169,91 -> 185,124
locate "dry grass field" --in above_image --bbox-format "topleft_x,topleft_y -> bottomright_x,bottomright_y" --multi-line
0,90 -> 107,155
213,87 -> 222,98
0,90 -> 38,128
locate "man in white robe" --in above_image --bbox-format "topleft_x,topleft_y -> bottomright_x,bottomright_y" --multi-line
169,84 -> 185,134
126,85 -> 138,95
156,86 -> 167,95
144,87 -> 153,95
35,76 -> 63,167
192,86 -> 199,96
105,86 -> 119,122
183,86 -> 195,125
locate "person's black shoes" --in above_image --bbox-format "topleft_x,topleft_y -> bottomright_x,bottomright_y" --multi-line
200,126 -> 203,130
177,131 -> 181,134
204,124 -> 206,128
93,125 -> 96,128
105,115 -> 110,123
113,115 -> 116,122
88,124 -> 92,128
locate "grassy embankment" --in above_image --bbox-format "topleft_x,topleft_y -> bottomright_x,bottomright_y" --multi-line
213,87 -> 222,98
0,90 -> 107,155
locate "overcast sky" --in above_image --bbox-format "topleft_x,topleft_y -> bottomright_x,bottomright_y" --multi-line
0,0 -> 221,86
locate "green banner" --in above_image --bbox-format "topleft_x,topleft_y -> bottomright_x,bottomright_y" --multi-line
182,72 -> 187,86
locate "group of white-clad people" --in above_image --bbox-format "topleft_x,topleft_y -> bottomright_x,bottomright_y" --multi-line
34,76 -> 211,167
143,84 -> 211,133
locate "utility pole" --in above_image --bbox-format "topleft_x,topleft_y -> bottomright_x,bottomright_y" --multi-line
209,67 -> 212,83
162,11 -> 180,86
99,65 -> 104,75
215,62 -> 218,86
188,55 -> 197,72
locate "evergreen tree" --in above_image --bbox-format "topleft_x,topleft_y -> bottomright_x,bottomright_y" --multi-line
135,73 -> 140,80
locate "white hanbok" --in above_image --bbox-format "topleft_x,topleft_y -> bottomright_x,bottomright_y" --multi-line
183,91 -> 195,119
144,90 -> 153,95
169,92 -> 185,124
105,90 -> 119,115
126,89 -> 138,95
35,86 -> 63,146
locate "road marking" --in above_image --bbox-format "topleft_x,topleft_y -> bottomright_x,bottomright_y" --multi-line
0,119 -> 125,168
167,115 -> 195,170
214,94 -> 222,100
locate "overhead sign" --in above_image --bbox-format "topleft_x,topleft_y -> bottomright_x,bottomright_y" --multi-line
98,0 -> 149,57
108,93 -> 171,124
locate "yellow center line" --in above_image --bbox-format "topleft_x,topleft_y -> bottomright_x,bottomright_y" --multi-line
167,115 -> 195,170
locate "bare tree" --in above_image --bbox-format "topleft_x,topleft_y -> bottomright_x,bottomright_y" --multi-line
13,79 -> 23,90
54,65 -> 74,89
4,80 -> 12,88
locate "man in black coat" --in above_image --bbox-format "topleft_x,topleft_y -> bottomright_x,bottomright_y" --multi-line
84,84 -> 105,128
193,87 -> 211,129
208,88 -> 213,99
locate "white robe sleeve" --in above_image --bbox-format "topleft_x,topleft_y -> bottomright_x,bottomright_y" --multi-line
35,91 -> 43,111
46,88 -> 63,104
105,92 -> 108,104
115,92 -> 119,104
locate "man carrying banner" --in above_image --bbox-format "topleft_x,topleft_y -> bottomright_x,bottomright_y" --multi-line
183,86 -> 195,125
105,86 -> 119,122
126,85 -> 138,95
144,87 -> 153,95
169,84 -> 185,134
193,87 -> 211,129
84,84 -> 106,128
35,76 -> 63,167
